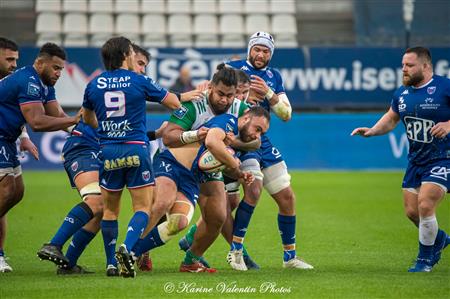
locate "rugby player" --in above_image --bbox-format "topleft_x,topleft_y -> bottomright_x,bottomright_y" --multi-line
352,47 -> 450,272
0,42 -> 81,270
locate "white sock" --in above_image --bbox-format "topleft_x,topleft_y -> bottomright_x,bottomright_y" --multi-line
419,215 -> 438,246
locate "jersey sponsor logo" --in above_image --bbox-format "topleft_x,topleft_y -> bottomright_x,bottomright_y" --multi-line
96,76 -> 131,89
420,98 -> 440,110
427,86 -> 436,94
104,155 -> 140,170
404,116 -> 434,143
226,123 -> 234,133
142,170 -> 151,181
398,97 -> 406,112
401,89 -> 409,95
174,106 -> 188,119
101,119 -> 132,138
27,82 -> 40,97
272,147 -> 282,159
430,166 -> 450,181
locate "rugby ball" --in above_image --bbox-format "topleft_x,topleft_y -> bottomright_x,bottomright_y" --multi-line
198,147 -> 235,173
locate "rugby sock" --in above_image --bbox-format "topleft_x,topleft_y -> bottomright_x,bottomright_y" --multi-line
132,227 -> 164,257
231,201 -> 255,251
101,220 -> 118,266
65,228 -> 96,268
51,202 -> 93,247
123,211 -> 149,252
418,215 -> 438,260
278,214 -> 296,262
185,224 -> 197,245
0,249 -> 4,257
183,249 -> 201,265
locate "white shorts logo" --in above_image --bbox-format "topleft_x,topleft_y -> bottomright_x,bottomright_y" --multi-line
404,116 -> 434,143
430,166 -> 450,181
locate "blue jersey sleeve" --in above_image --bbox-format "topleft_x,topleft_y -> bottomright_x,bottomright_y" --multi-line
273,69 -> 286,94
206,114 -> 238,135
82,83 -> 94,110
43,86 -> 56,104
17,77 -> 46,106
141,76 -> 169,103
390,87 -> 403,115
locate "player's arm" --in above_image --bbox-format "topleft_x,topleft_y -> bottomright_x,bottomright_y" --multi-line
18,126 -> 39,160
82,108 -> 98,129
20,103 -> 80,132
250,75 -> 291,121
162,122 -> 208,147
205,128 -> 240,170
161,90 -> 204,110
44,100 -> 77,132
230,137 -> 261,151
351,108 -> 400,137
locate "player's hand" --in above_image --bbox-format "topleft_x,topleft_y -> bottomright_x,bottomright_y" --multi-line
72,108 -> 82,124
240,171 -> 255,185
197,127 -> 209,141
351,127 -> 373,137
224,132 -> 236,146
195,80 -> 210,91
155,121 -> 168,139
250,75 -> 270,98
245,89 -> 264,106
19,137 -> 39,160
180,89 -> 203,102
430,121 -> 450,139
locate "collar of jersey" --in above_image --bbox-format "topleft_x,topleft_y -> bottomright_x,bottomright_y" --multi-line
412,76 -> 434,89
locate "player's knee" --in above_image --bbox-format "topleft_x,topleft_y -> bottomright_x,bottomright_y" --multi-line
244,183 -> 262,204
79,182 -> 102,211
84,195 -> 103,216
418,200 -> 435,216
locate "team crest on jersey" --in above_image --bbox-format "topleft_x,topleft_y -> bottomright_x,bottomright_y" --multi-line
267,69 -> 273,78
427,86 -> 436,94
27,82 -> 40,97
142,170 -> 151,181
174,106 -> 188,119
71,161 -> 79,172
401,89 -> 409,95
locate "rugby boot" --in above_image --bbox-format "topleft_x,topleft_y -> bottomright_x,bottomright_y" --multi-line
37,243 -> 69,268
115,244 -> 136,278
179,262 -> 216,273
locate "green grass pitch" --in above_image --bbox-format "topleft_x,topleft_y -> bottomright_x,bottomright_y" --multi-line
0,171 -> 448,298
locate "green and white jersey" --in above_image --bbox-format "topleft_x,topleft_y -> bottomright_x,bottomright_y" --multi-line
169,91 -> 248,130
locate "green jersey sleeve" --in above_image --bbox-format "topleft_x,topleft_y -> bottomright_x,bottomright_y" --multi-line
168,101 -> 197,130
237,101 -> 249,117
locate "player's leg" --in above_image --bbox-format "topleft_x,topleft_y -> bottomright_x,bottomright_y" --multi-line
227,158 -> 263,271
409,182 -> 447,272
0,143 -> 23,272
62,172 -> 103,272
133,193 -> 194,259
264,161 -> 313,269
37,171 -> 101,268
180,180 -> 225,273
403,188 -> 419,227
